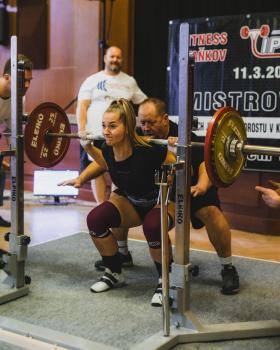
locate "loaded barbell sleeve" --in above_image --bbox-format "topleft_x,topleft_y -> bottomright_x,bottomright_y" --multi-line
239,143 -> 280,157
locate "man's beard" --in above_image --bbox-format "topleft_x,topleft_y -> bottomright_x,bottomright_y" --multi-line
108,63 -> 121,73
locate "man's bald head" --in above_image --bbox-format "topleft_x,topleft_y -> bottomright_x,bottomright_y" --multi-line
138,98 -> 170,139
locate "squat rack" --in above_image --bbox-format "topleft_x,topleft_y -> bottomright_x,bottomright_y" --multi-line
0,35 -> 30,304
130,22 -> 280,350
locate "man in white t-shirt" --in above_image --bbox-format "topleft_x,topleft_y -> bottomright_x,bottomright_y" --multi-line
0,54 -> 33,227
77,46 -> 147,203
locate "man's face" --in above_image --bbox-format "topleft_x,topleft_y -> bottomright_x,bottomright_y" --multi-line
4,69 -> 32,96
104,47 -> 122,74
2,73 -> 11,96
138,102 -> 168,139
23,69 -> 33,95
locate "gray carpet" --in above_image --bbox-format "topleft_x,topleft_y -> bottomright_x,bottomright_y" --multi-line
0,232 -> 280,350
0,344 -> 23,350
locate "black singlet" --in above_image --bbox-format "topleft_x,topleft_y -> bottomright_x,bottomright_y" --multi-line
102,142 -> 167,207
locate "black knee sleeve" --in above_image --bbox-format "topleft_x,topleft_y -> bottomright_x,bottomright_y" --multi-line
87,201 -> 121,238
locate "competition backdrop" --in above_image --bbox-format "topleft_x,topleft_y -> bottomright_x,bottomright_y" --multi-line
168,12 -> 280,171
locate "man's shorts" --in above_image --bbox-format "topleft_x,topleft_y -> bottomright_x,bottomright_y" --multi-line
190,186 -> 221,229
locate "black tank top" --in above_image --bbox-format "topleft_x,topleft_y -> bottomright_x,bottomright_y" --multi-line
102,143 -> 167,202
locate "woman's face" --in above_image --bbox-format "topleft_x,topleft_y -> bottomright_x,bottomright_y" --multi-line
102,111 -> 126,146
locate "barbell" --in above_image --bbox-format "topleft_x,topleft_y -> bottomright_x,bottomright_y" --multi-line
21,101 -> 280,187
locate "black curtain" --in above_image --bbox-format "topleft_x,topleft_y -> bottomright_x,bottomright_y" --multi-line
134,0 -> 280,101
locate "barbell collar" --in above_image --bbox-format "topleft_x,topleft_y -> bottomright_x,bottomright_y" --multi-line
226,137 -> 240,160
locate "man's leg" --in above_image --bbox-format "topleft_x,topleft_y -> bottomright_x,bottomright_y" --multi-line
195,206 -> 239,295
195,206 -> 231,257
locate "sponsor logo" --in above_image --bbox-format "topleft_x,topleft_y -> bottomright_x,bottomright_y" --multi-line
190,32 -> 228,62
97,80 -> 107,91
176,194 -> 184,224
240,25 -> 280,58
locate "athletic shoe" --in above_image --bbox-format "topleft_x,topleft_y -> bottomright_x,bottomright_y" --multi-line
0,216 -> 10,227
151,278 -> 163,307
90,268 -> 125,293
94,251 -> 134,271
221,265 -> 240,295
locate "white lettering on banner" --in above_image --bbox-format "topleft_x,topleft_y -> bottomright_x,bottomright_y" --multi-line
247,154 -> 272,162
233,66 -> 280,80
193,116 -> 280,139
194,91 -> 279,112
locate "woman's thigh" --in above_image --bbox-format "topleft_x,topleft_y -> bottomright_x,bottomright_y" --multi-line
109,192 -> 143,227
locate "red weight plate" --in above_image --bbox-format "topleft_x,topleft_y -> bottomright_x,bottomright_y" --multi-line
204,106 -> 237,187
24,102 -> 71,167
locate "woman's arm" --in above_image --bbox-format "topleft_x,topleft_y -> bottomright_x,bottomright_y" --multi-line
59,161 -> 106,187
79,161 -> 106,184
82,143 -> 108,170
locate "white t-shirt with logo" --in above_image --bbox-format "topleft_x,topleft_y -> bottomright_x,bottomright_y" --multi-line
0,96 -> 26,132
77,70 -> 147,135
0,97 -> 11,131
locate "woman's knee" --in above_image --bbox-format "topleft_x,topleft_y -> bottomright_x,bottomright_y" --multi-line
143,208 -> 162,248
87,201 -> 121,236
143,207 -> 174,249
